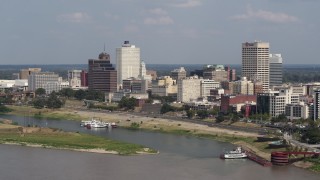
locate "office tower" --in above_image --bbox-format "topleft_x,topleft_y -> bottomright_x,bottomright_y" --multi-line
88,51 -> 117,92
177,76 -> 201,103
171,67 -> 187,80
20,68 -> 41,80
242,42 -> 270,92
116,41 -> 141,87
314,89 -> 320,120
80,70 -> 88,87
269,54 -> 283,87
28,72 -> 61,94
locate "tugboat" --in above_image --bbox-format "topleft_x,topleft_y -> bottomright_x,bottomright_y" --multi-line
220,147 -> 247,159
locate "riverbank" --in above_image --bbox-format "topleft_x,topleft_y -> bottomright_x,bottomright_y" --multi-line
0,123 -> 156,155
5,105 -> 270,157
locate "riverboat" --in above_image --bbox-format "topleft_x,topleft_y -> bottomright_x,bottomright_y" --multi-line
81,119 -> 109,128
220,147 -> 247,159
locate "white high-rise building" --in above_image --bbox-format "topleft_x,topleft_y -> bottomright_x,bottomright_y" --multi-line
177,76 -> 201,103
116,41 -> 141,87
242,42 -> 270,92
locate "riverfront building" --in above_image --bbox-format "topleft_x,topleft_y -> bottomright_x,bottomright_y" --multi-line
177,76 -> 201,103
28,72 -> 61,94
88,51 -> 117,92
257,88 -> 299,117
242,42 -> 270,92
116,41 -> 141,87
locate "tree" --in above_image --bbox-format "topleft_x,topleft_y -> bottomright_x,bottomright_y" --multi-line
186,110 -> 195,119
216,115 -> 225,123
160,103 -> 175,114
85,90 -> 105,102
118,97 -> 136,110
230,113 -> 240,123
35,88 -> 46,96
302,128 -> 320,144
197,110 -> 209,119
32,98 -> 46,109
0,105 -> 12,113
74,89 -> 86,100
59,88 -> 74,98
46,92 -> 64,109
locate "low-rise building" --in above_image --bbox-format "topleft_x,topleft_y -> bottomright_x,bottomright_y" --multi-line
285,102 -> 309,120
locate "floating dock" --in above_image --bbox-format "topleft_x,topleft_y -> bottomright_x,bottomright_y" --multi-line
245,151 -> 272,167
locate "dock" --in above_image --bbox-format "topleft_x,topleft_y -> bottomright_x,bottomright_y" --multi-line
245,151 -> 272,167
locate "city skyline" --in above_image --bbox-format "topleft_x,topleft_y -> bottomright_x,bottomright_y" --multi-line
0,0 -> 319,65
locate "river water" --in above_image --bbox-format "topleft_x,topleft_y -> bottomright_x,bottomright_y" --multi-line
0,115 -> 319,180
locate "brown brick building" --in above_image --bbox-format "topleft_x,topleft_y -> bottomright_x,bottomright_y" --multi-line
88,52 -> 117,92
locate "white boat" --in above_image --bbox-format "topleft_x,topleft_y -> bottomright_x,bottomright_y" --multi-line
220,147 -> 247,159
81,118 -> 109,128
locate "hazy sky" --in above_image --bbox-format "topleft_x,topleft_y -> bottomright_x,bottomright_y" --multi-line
0,0 -> 319,65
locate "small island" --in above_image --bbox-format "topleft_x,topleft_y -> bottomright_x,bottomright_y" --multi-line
0,122 -> 157,155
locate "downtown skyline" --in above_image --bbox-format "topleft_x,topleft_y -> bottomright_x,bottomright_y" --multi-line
0,0 -> 319,65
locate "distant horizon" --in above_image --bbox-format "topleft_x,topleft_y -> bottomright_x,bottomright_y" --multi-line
1,63 -> 320,66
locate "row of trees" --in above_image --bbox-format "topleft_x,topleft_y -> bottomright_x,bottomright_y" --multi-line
35,88 -> 105,102
33,91 -> 64,109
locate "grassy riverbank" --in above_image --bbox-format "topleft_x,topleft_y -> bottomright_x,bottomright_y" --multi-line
0,124 -> 156,155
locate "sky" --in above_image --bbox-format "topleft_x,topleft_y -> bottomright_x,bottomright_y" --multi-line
0,0 -> 319,65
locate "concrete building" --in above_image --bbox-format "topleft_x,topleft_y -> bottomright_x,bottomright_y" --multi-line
151,76 -> 177,97
177,76 -> 201,103
314,89 -> 320,120
68,70 -> 82,88
116,41 -> 140,87
28,72 -> 61,94
203,65 -> 228,82
269,54 -> 283,87
285,102 -> 309,120
257,88 -> 299,117
200,79 -> 220,98
88,51 -> 117,92
122,77 -> 148,93
20,68 -> 41,80
171,67 -> 187,80
233,77 -> 254,95
242,42 -> 270,92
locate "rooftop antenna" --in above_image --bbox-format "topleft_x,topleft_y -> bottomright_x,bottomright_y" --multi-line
104,43 -> 106,52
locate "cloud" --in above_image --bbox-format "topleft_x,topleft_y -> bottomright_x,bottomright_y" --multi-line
57,12 -> 91,23
231,6 -> 299,23
171,0 -> 202,8
144,16 -> 174,25
104,12 -> 120,21
123,25 -> 139,33
148,8 -> 168,15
